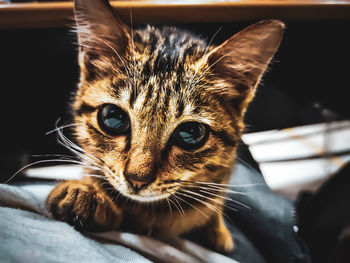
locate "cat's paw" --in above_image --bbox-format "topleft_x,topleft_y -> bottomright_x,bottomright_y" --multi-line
46,180 -> 122,231
200,214 -> 234,254
212,224 -> 234,254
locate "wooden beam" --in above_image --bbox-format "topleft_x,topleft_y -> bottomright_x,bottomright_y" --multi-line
1,0 -> 350,29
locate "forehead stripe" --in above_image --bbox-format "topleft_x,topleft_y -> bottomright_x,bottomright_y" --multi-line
129,86 -> 138,108
144,84 -> 154,108
176,99 -> 184,118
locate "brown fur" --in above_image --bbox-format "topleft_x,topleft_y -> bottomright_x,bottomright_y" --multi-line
46,0 -> 284,254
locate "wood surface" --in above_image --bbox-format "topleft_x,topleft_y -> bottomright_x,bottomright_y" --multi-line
1,0 -> 350,29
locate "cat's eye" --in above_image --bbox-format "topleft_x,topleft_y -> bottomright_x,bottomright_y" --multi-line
172,122 -> 208,150
98,104 -> 130,136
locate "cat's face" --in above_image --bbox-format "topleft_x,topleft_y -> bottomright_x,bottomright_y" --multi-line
72,0 -> 284,202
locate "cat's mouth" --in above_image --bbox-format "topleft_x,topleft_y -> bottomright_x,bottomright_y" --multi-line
106,175 -> 175,203
120,191 -> 172,203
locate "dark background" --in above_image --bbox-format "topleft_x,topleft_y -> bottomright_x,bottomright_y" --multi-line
1,20 -> 349,180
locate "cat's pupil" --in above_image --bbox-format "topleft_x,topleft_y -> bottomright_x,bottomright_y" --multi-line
180,127 -> 200,144
106,112 -> 123,128
98,104 -> 130,136
173,122 -> 208,150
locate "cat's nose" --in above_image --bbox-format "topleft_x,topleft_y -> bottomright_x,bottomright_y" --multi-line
125,173 -> 154,191
127,178 -> 149,190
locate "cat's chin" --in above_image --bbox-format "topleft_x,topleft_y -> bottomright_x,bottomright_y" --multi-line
120,192 -> 172,203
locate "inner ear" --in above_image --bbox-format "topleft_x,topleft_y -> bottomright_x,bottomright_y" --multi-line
74,0 -> 131,78
207,20 -> 285,115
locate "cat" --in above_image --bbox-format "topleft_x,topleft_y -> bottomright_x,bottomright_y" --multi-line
46,0 -> 284,254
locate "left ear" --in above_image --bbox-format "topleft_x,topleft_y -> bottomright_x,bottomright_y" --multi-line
207,20 -> 285,116
74,0 -> 131,80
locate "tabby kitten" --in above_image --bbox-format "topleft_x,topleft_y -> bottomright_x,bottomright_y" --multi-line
46,0 -> 284,253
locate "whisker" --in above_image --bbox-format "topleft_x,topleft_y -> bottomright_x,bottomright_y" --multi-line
197,188 -> 233,202
179,190 -> 233,223
55,125 -> 103,165
176,191 -> 221,215
173,194 -> 207,219
175,181 -> 250,212
6,119 -> 112,185
198,189 -> 250,210
129,8 -> 137,90
165,198 -> 173,216
189,25 -> 223,85
202,26 -> 223,63
6,158 -> 99,183
111,191 -> 122,204
178,181 -> 246,195
52,120 -> 114,178
181,189 -> 238,212
82,173 -> 105,179
192,53 -> 228,86
100,40 -> 132,82
46,122 -> 83,135
170,195 -> 185,215
30,153 -> 79,160
167,197 -> 182,215
181,180 -> 263,188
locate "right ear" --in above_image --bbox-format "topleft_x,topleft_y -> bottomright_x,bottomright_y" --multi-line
74,0 -> 130,80
205,20 -> 284,116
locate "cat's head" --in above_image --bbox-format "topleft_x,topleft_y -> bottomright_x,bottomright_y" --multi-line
71,0 -> 284,202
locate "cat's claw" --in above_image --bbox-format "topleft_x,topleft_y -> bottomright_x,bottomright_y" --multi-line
46,180 -> 122,231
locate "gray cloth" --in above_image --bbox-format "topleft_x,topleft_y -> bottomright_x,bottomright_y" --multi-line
0,183 -> 238,263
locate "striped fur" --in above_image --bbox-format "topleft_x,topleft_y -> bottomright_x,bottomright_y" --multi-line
47,0 -> 284,254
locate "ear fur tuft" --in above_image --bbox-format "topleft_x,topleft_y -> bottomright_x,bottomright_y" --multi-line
73,0 -> 130,80
207,19 -> 285,115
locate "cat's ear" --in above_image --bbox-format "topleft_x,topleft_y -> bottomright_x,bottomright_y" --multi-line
74,0 -> 130,79
207,20 -> 284,116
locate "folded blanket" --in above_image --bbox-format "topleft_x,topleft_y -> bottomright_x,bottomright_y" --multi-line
0,183 -> 237,263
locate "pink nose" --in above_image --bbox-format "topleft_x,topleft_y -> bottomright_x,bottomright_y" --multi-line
129,179 -> 148,189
